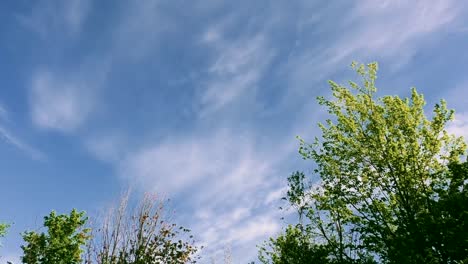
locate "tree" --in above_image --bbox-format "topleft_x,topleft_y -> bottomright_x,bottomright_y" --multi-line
259,172 -> 376,264
412,161 -> 468,263
260,62 -> 467,263
0,221 -> 10,257
258,224 -> 331,264
0,222 -> 8,241
21,209 -> 90,264
85,192 -> 199,264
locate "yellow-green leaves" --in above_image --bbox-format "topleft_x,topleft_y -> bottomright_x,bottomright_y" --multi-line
21,209 -> 89,264
0,223 -> 8,238
263,62 -> 467,263
0,222 -> 9,250
297,62 -> 466,263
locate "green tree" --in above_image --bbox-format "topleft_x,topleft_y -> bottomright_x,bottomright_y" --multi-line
411,161 -> 468,263
21,209 -> 90,264
259,172 -> 376,264
261,62 -> 467,263
0,222 -> 8,241
259,224 -> 331,264
0,221 -> 10,255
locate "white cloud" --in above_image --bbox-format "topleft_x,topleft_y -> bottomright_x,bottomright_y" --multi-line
0,104 -> 45,160
447,112 -> 468,141
120,128 -> 294,206
198,209 -> 281,250
17,0 -> 90,38
120,130 -> 259,194
264,186 -> 288,205
0,126 -> 45,161
287,0 -> 466,98
199,28 -> 274,115
196,207 -> 283,263
30,70 -> 94,132
335,0 -> 461,62
29,59 -> 109,133
85,134 -> 127,163
226,213 -> 281,244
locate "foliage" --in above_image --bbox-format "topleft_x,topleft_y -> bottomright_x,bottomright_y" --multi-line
85,193 -> 199,264
0,222 -> 9,240
0,221 -> 10,252
259,172 -> 376,264
260,62 -> 468,263
258,225 -> 331,264
21,209 -> 90,264
408,161 -> 468,263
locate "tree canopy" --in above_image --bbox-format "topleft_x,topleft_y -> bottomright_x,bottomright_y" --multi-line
0,221 -> 9,251
0,222 -> 8,239
21,209 -> 90,264
260,62 -> 468,264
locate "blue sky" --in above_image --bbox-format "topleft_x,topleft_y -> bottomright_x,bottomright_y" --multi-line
1,0 -> 468,262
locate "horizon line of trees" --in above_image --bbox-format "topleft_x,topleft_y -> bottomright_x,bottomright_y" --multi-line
2,62 -> 468,263
1,192 -> 201,264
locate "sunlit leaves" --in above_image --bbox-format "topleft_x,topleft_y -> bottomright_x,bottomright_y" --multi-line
261,62 -> 467,264
21,209 -> 90,264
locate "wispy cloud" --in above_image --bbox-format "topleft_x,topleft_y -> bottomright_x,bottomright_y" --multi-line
198,25 -> 275,115
29,59 -> 109,133
17,0 -> 90,38
30,70 -> 94,132
195,203 -> 284,263
84,134 -> 127,163
287,0 -> 467,97
0,104 -> 45,160
225,213 -> 281,244
447,112 -> 468,141
0,126 -> 45,161
118,127 -> 295,261
334,0 -> 462,64
120,130 -> 262,194
264,186 -> 288,205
